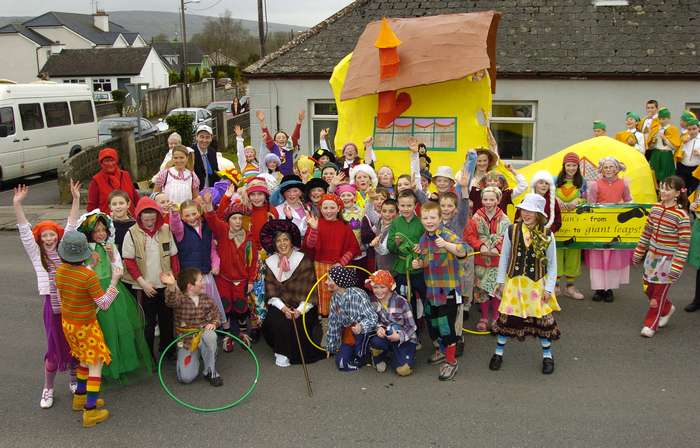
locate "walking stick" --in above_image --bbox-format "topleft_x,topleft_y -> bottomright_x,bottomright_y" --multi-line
291,316 -> 313,397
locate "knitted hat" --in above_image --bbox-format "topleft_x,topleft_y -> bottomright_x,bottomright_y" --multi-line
57,231 -> 93,263
319,193 -> 344,211
681,110 -> 697,123
658,107 -> 671,119
529,170 -> 556,230
367,270 -> 396,290
336,183 -> 357,197
245,177 -> 270,197
224,202 -> 250,221
516,193 -> 546,216
593,120 -> 606,130
563,152 -> 580,165
32,221 -> 65,244
320,162 -> 339,173
98,147 -> 118,163
688,117 -> 700,127
259,219 -> 301,254
328,265 -> 357,289
481,185 -> 502,200
349,163 -> 378,188
626,111 -> 641,122
433,166 -> 455,183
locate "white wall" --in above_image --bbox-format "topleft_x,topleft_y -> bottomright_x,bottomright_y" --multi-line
249,77 -> 700,161
131,35 -> 147,48
0,34 -> 41,82
30,26 -> 93,49
131,48 -> 169,88
111,35 -> 128,48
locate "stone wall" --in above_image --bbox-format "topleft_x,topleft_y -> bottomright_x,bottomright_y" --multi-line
141,79 -> 216,118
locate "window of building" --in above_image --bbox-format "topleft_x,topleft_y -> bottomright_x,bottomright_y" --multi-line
63,79 -> 86,84
373,117 -> 457,151
310,101 -> 338,151
490,102 -> 537,161
43,102 -> 71,128
117,77 -> 131,90
93,78 -> 112,92
18,103 -> 44,131
685,103 -> 700,122
0,107 -> 16,136
70,101 -> 95,124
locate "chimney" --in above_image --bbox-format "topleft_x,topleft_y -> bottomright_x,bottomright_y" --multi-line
93,10 -> 109,32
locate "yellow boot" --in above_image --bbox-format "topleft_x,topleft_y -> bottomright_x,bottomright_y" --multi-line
395,364 -> 413,377
72,394 -> 105,411
82,408 -> 109,428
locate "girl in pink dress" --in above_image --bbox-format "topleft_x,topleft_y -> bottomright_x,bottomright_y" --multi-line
585,157 -> 633,302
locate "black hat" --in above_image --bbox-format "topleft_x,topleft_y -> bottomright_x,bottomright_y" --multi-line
278,174 -> 304,196
259,219 -> 302,254
304,177 -> 329,198
313,147 -> 336,165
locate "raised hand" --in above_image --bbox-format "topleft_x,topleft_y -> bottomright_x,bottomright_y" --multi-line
70,179 -> 81,200
234,124 -> 244,138
320,128 -> 328,140
407,136 -> 419,153
297,110 -> 306,123
363,136 -> 373,147
160,271 -> 176,286
224,183 -> 236,198
203,190 -> 213,204
283,204 -> 293,219
255,110 -> 265,123
305,210 -> 318,230
13,184 -> 29,205
330,172 -> 345,187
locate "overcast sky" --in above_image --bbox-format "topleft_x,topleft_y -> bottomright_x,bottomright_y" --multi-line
0,0 -> 355,27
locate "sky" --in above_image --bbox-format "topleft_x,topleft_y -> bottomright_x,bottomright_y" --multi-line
0,0 -> 355,27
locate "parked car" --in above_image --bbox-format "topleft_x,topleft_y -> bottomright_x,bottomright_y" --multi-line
206,101 -> 234,119
0,83 -> 97,184
93,91 -> 113,103
98,117 -> 158,143
157,107 -> 213,133
216,77 -> 232,87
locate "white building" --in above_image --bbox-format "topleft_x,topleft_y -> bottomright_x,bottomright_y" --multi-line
0,11 -> 148,84
243,0 -> 700,164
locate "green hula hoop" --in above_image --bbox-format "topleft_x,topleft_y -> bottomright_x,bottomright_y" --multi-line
157,329 -> 260,413
302,264 -> 373,352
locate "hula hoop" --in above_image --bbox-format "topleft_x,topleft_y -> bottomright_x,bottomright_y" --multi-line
463,327 -> 491,335
301,264 -> 373,352
157,329 -> 260,413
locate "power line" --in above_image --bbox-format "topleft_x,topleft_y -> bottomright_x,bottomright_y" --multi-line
188,0 -> 224,11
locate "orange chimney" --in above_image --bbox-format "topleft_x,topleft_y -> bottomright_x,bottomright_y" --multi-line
375,18 -> 401,80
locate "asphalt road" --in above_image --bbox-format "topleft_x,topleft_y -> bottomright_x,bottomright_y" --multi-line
0,174 -> 59,205
1,230 -> 700,447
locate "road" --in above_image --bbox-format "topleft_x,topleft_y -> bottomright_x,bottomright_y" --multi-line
0,174 -> 58,205
1,212 -> 700,447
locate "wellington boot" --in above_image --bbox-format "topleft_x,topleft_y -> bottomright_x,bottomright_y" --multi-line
82,408 -> 109,428
72,394 -> 105,411
395,364 -> 412,376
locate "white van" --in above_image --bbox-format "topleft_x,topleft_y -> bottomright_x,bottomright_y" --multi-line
0,83 -> 98,183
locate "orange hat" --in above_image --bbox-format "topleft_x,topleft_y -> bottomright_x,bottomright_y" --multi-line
367,270 -> 396,290
98,147 -> 119,163
32,221 -> 65,244
319,193 -> 344,211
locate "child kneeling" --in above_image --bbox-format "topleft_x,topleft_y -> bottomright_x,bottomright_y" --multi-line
162,268 -> 223,386
367,270 -> 417,376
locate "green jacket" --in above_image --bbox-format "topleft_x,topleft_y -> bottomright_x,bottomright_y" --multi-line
387,214 -> 425,274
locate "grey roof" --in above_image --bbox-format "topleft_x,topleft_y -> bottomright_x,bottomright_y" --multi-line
40,47 -> 152,77
23,11 -> 136,46
244,0 -> 700,79
122,32 -> 140,45
0,23 -> 55,46
152,42 -> 205,71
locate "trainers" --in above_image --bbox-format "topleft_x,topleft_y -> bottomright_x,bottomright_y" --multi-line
222,336 -> 234,353
438,362 -> 458,381
640,326 -> 655,338
489,354 -> 503,371
40,388 -> 54,409
395,363 -> 412,376
564,286 -> 584,300
207,373 -> 224,387
542,358 -> 555,375
82,408 -> 109,428
375,361 -> 387,373
427,351 -> 445,365
274,353 -> 291,367
658,305 -> 676,328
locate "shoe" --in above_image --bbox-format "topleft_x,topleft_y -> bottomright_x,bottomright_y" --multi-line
603,289 -> 614,303
72,394 -> 105,411
564,286 -> 584,300
395,363 -> 412,377
40,388 -> 54,409
640,326 -> 655,338
375,361 -> 387,373
274,353 -> 291,367
82,408 -> 109,428
658,305 -> 676,328
476,319 -> 489,332
222,336 -> 234,353
427,350 -> 445,365
684,301 -> 700,312
489,354 -> 503,371
592,290 -> 604,302
455,340 -> 464,358
542,358 -> 555,375
69,381 -> 77,394
207,373 -> 224,387
438,362 -> 458,381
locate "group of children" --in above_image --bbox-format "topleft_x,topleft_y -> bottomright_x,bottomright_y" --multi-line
15,105 -> 700,427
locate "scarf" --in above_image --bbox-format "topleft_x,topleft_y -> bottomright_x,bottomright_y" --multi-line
278,254 -> 291,273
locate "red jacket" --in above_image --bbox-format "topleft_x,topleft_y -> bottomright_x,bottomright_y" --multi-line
464,207 -> 509,268
303,217 -> 360,265
204,211 -> 257,283
87,169 -> 139,215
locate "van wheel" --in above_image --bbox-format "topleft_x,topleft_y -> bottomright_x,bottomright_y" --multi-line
69,146 -> 81,157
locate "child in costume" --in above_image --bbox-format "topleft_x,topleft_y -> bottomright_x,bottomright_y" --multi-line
640,99 -> 660,157
685,187 -> 700,312
14,180 -> 81,408
338,183 -> 370,277
263,153 -> 284,184
592,120 -> 607,137
470,165 -> 527,213
76,210 -> 153,383
464,187 -> 511,332
468,147 -> 499,205
517,170 -> 561,233
320,162 -> 340,186
303,193 -> 360,322
350,163 -> 378,211
108,190 -> 136,257
371,198 -> 399,271
170,199 -> 226,327
305,177 -> 330,218
367,270 -> 417,376
121,197 -> 180,361
554,153 -> 586,300
615,111 -> 646,155
55,231 -> 121,427
234,123 -> 259,176
633,176 -> 690,337
152,145 -> 199,205
675,117 -> 700,193
649,107 -> 681,185
257,109 -> 304,176
490,193 -> 561,375
414,201 -> 469,381
585,157 -> 632,302
377,166 -> 396,198
162,268 -> 223,386
203,194 -> 258,351
325,266 -> 378,372
271,174 -> 308,236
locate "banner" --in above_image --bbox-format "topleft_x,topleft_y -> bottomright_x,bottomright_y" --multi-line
556,203 -> 652,249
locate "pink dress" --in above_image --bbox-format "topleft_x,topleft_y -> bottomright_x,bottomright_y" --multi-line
585,177 -> 633,290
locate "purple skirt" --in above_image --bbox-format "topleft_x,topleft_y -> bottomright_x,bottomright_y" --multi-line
42,295 -> 75,371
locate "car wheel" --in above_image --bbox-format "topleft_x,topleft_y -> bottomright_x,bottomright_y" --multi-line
69,146 -> 82,157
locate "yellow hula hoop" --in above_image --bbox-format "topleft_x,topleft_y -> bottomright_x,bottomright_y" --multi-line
462,328 -> 491,335
301,264 -> 373,352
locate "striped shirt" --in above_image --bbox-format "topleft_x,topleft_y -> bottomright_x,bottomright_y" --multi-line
633,204 -> 691,278
55,264 -> 118,323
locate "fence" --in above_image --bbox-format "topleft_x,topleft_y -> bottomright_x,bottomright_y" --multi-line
95,102 -> 121,119
141,79 -> 215,118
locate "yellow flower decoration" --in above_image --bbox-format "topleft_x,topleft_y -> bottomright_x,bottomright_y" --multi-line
78,342 -> 87,350
88,337 -> 97,346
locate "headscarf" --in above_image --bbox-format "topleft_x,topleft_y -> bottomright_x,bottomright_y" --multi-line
329,265 -> 357,289
98,147 -> 124,190
367,270 -> 396,290
319,193 -> 344,211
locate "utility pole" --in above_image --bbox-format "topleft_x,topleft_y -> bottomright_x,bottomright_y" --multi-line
257,0 -> 266,57
180,0 -> 190,107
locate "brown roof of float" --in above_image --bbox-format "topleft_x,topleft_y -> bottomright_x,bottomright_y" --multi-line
339,12 -> 500,101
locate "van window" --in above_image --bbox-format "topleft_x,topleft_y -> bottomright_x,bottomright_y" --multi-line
19,103 -> 44,131
70,100 -> 95,124
0,107 -> 16,136
44,102 -> 71,128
